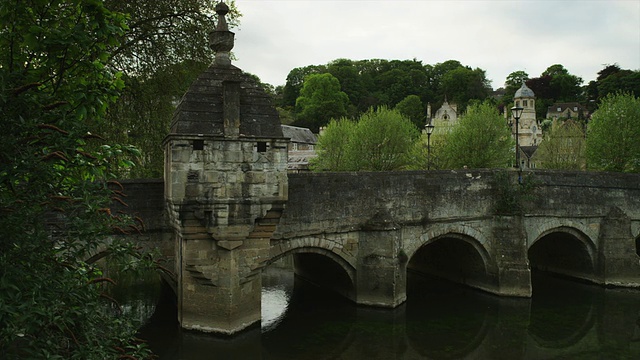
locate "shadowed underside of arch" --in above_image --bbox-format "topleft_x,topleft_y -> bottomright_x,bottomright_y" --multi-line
267,240 -> 357,302
407,231 -> 497,294
529,226 -> 597,282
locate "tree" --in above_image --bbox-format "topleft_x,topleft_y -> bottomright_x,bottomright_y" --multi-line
439,102 -> 514,169
349,107 -> 420,171
500,71 -> 529,112
310,119 -> 357,171
281,64 -> 327,108
586,64 -> 640,114
0,1 -> 153,358
101,0 -> 242,178
586,93 -> 640,172
395,94 -> 425,129
440,67 -> 492,112
312,108 -> 419,171
535,120 -> 586,170
294,73 -> 349,132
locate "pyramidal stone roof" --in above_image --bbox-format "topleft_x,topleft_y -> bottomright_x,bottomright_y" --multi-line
169,2 -> 283,139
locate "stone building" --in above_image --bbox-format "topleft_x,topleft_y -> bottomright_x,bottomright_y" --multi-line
546,102 -> 588,121
427,98 -> 458,129
511,82 -> 543,148
281,125 -> 317,173
163,2 -> 289,335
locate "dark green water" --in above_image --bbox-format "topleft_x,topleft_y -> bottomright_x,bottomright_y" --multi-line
137,270 -> 640,360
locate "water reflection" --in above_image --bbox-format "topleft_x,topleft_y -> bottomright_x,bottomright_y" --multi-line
137,268 -> 640,359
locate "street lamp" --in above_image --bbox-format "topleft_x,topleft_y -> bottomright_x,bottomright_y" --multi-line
510,106 -> 524,169
425,122 -> 435,170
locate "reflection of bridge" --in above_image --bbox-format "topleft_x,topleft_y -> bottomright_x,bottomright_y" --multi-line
142,269 -> 640,358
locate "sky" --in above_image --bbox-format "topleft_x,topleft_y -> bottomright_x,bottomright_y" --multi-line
230,0 -> 640,90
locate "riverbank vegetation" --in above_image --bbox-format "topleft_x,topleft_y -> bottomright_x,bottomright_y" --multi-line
0,0 -> 235,358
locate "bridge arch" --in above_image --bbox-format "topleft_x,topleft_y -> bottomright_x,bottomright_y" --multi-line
528,224 -> 597,282
405,224 -> 497,292
268,237 -> 357,301
404,223 -> 493,266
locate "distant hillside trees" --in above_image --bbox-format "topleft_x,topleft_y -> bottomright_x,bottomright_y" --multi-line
294,73 -> 350,133
585,64 -> 640,113
282,58 -> 492,131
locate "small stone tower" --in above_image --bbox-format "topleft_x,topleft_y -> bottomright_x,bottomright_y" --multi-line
164,2 -> 288,334
512,82 -> 542,146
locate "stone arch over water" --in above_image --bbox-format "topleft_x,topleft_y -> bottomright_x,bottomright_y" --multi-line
405,224 -> 496,292
268,238 -> 357,301
528,224 -> 597,281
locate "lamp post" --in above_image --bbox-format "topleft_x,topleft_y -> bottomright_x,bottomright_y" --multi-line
510,106 -> 524,169
425,122 -> 435,170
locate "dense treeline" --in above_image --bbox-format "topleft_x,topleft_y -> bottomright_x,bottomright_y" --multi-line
277,58 -> 492,131
274,59 -> 639,134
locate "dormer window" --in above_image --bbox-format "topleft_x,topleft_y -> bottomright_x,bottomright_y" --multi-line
557,107 -> 562,112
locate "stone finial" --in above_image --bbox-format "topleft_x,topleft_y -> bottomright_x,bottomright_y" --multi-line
210,1 -> 234,66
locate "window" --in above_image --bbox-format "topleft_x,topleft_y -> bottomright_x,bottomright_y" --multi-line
574,107 -> 578,111
557,107 -> 562,112
193,140 -> 204,150
523,100 -> 528,107
257,141 -> 267,153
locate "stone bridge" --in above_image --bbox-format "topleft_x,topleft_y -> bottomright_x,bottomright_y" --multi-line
130,4 -> 640,336
120,169 -> 640,336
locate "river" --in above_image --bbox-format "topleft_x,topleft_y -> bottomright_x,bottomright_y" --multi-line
135,262 -> 640,359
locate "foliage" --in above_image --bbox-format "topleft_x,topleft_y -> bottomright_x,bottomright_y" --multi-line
499,70 -> 530,111
0,1 -> 155,358
493,171 -> 538,215
101,60 -> 209,178
535,120 -> 586,170
294,73 -> 350,132
586,93 -> 640,172
281,58 -> 491,123
585,64 -> 640,114
349,107 -> 421,171
311,108 -> 419,171
438,102 -> 514,169
440,66 -> 492,112
310,119 -> 357,171
524,65 -> 583,119
100,0 -> 241,178
395,94 -> 425,129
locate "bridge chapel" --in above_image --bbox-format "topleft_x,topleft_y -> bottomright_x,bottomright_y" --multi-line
164,2 -> 289,335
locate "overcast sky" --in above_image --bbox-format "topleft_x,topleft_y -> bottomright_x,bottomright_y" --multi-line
230,0 -> 640,90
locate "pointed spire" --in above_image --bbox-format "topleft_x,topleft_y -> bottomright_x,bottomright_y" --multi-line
210,1 -> 235,66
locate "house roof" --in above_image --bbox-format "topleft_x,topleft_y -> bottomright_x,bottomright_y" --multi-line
546,102 -> 586,112
520,146 -> 538,159
281,125 -> 317,144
